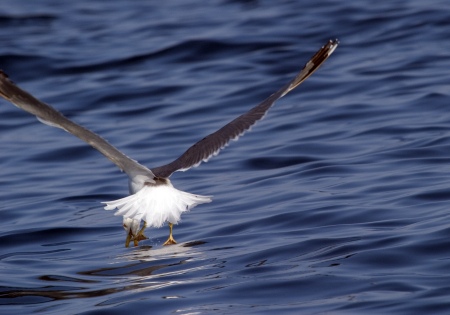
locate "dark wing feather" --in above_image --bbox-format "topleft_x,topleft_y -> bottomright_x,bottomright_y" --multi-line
151,39 -> 339,178
0,73 -> 155,181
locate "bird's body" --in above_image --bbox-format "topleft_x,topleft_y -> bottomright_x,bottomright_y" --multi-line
105,177 -> 212,245
0,39 -> 338,247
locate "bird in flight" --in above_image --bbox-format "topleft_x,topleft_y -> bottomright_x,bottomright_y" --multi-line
0,39 -> 338,247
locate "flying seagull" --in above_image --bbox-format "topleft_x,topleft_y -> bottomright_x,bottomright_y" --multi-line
0,39 -> 338,247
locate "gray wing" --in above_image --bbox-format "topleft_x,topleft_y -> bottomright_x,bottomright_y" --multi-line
0,72 -> 155,181
151,39 -> 339,178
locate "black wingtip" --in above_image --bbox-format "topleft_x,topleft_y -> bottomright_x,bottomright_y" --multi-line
326,39 -> 339,55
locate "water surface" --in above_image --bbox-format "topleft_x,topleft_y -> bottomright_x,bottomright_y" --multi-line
1,1 -> 450,314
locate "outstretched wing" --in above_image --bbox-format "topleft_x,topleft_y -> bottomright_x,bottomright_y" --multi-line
151,39 -> 339,178
0,72 -> 155,181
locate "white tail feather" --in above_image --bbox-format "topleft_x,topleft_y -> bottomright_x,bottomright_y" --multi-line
103,185 -> 212,228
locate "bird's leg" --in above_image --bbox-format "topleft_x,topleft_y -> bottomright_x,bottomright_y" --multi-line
125,229 -> 133,248
124,221 -> 148,248
163,223 -> 177,245
133,221 -> 149,246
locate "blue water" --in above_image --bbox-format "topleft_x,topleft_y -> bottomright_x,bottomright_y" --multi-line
1,1 -> 450,314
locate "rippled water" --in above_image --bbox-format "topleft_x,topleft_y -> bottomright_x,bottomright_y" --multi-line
1,1 -> 450,314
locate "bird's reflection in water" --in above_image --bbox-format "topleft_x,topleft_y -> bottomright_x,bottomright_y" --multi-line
0,241 -> 209,303
84,240 -> 208,277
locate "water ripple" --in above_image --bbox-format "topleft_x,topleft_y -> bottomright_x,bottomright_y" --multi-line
1,0 -> 450,314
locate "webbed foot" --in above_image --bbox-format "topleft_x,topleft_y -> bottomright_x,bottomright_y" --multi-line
163,223 -> 177,246
125,221 -> 149,247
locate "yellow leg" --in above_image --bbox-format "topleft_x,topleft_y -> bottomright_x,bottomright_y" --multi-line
125,229 -> 133,248
124,221 -> 149,248
133,221 -> 149,246
163,223 -> 177,246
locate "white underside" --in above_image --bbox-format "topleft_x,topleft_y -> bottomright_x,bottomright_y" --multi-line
102,184 -> 212,228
